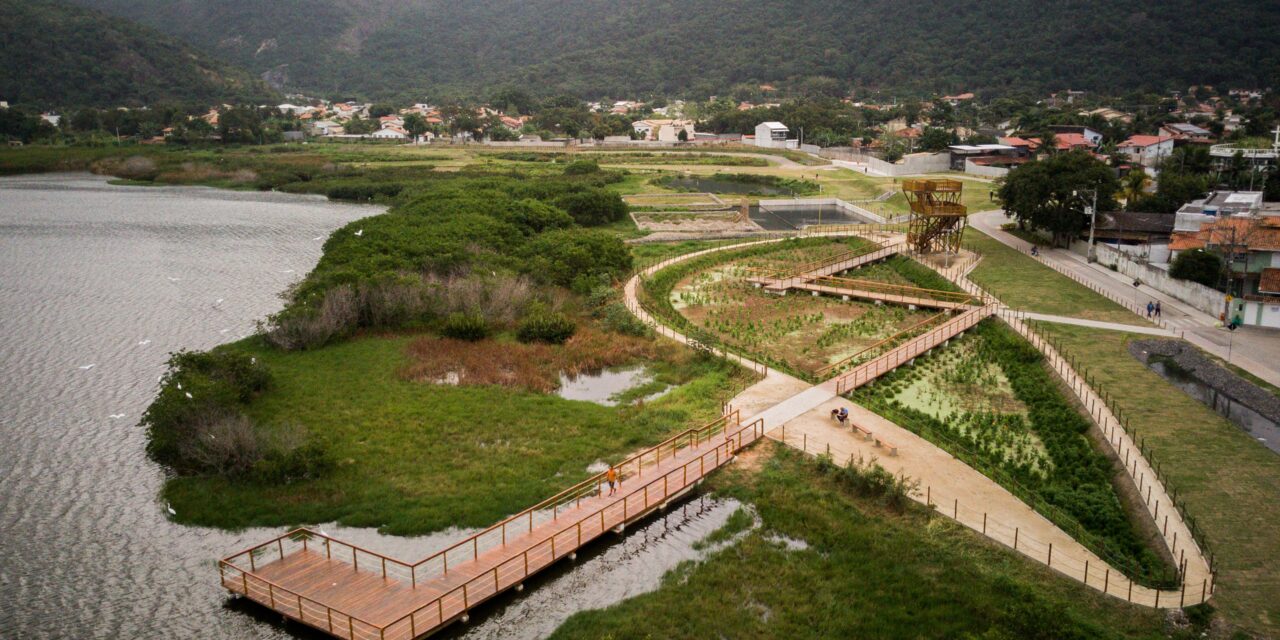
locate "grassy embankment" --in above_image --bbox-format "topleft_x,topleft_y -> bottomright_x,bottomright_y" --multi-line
164,332 -> 751,534
963,229 -> 1145,325
852,319 -> 1177,586
551,445 -> 1195,640
1036,323 -> 1280,637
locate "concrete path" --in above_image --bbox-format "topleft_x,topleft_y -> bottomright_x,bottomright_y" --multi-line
971,209 -> 1280,387
621,231 -> 1213,607
1018,311 -> 1179,336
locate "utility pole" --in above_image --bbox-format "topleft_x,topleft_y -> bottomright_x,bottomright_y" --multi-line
1075,187 -> 1100,262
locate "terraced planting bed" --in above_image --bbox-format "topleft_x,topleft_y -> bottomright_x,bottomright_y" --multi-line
643,238 -> 943,378
851,319 -> 1178,586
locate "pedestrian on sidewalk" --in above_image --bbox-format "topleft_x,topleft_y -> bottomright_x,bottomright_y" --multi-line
606,467 -> 618,496
1155,301 -> 1162,318
1146,301 -> 1154,318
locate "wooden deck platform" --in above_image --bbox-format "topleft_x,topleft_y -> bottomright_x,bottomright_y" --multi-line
219,414 -> 764,640
788,277 -> 978,311
748,242 -> 901,291
832,304 -> 995,394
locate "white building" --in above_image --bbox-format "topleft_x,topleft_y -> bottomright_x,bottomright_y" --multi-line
754,121 -> 795,149
370,126 -> 408,140
1117,135 -> 1175,168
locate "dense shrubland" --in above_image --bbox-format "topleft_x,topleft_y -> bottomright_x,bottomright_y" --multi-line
145,161 -> 639,485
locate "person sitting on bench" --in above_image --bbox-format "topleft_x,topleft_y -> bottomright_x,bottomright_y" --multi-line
836,407 -> 849,426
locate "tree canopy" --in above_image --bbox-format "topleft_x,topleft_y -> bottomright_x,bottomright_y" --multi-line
997,151 -> 1119,246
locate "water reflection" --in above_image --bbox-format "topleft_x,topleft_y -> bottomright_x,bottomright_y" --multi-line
1146,360 -> 1280,454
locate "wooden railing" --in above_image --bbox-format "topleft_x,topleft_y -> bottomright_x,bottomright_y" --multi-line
807,275 -> 981,307
772,242 -> 900,283
814,311 -> 949,378
378,416 -> 766,640
833,304 -> 994,394
219,411 -> 766,640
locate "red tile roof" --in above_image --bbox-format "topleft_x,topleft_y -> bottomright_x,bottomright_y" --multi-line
1118,135 -> 1174,149
1260,268 -> 1280,294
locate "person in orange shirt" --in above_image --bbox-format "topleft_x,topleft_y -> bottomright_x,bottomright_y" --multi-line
606,467 -> 618,496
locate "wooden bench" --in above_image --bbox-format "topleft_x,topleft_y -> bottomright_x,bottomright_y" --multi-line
874,436 -> 898,456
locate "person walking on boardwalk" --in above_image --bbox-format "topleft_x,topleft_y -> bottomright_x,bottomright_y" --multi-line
606,467 -> 618,496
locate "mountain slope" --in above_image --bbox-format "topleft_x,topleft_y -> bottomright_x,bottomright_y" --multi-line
71,0 -> 1280,99
0,0 -> 277,107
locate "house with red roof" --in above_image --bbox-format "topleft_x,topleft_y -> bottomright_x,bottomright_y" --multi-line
1118,135 -> 1175,168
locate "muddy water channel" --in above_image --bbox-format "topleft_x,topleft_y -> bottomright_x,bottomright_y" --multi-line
0,174 -> 735,639
1146,359 -> 1280,454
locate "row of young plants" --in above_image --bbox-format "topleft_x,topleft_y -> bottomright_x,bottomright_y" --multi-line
852,319 -> 1179,587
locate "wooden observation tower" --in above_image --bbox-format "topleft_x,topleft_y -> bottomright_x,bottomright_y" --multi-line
903,178 -> 967,254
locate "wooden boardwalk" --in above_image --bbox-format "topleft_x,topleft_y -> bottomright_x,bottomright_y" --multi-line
748,242 -> 901,291
219,413 -> 764,640
789,276 -> 979,311
832,304 -> 995,394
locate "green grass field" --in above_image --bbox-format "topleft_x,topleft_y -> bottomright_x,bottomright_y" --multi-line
163,332 -> 752,535
964,229 -> 1145,325
550,445 -> 1189,640
1036,323 -> 1280,636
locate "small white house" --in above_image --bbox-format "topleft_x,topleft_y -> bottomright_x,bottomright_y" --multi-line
1117,135 -> 1175,168
754,122 -> 795,149
370,126 -> 408,140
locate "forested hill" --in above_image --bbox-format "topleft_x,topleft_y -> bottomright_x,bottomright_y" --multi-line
68,0 -> 1280,100
0,0 -> 276,107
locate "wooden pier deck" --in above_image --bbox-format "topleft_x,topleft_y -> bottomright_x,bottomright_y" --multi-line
219,413 -> 764,640
832,304 -> 995,394
748,242 -> 901,291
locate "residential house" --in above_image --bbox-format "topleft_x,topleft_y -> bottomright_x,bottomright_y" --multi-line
631,119 -> 695,142
1117,135 -> 1175,168
371,125 -> 409,140
1049,125 -> 1104,147
308,120 -> 344,136
1160,123 -> 1214,145
1088,211 -> 1177,261
998,137 -> 1039,158
40,113 -> 61,127
754,121 -> 795,149
1169,199 -> 1280,326
947,144 -> 1024,171
1080,107 -> 1133,124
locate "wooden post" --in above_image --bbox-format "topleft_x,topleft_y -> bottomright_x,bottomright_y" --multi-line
982,513 -> 987,534
1104,569 -> 1110,593
328,607 -> 334,633
1047,543 -> 1052,566
382,557 -> 387,579
268,583 -> 275,608
1014,527 -> 1019,550
353,548 -> 358,572
1084,560 -> 1089,584
953,498 -> 958,519
1128,579 -> 1133,602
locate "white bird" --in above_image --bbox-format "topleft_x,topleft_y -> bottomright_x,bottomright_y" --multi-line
165,502 -> 176,516
312,236 -> 324,241
78,364 -> 95,370
353,229 -> 364,237
137,339 -> 151,346
176,382 -> 182,390
250,357 -> 257,365
219,329 -> 231,334
214,298 -> 224,305
184,392 -> 193,399
108,413 -> 126,419
166,277 -> 181,282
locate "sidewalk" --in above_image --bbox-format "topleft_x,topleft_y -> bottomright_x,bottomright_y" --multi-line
970,210 -> 1280,387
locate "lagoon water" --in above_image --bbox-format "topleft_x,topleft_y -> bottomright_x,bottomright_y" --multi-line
0,173 -> 738,639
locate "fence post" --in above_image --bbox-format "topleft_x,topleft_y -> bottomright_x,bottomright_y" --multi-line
1047,543 -> 1052,566
1014,527 -> 1019,550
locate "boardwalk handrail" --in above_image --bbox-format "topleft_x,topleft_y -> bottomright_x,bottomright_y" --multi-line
380,417 -> 766,639
774,242 -> 895,281
221,411 -> 743,585
833,304 -> 994,394
814,311 -> 950,378
809,275 -> 981,306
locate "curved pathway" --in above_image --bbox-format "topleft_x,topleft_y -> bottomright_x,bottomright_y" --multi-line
622,231 -> 1214,608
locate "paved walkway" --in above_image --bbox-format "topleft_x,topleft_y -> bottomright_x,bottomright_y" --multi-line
971,210 -> 1280,387
623,231 -> 1214,608
1018,311 -> 1178,336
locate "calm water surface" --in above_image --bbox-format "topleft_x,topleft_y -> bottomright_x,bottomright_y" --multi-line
0,173 -> 737,639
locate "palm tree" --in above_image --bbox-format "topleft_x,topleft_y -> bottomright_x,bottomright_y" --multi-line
1121,168 -> 1151,208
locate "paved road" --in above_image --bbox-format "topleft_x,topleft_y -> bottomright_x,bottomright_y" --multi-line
971,210 -> 1280,387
